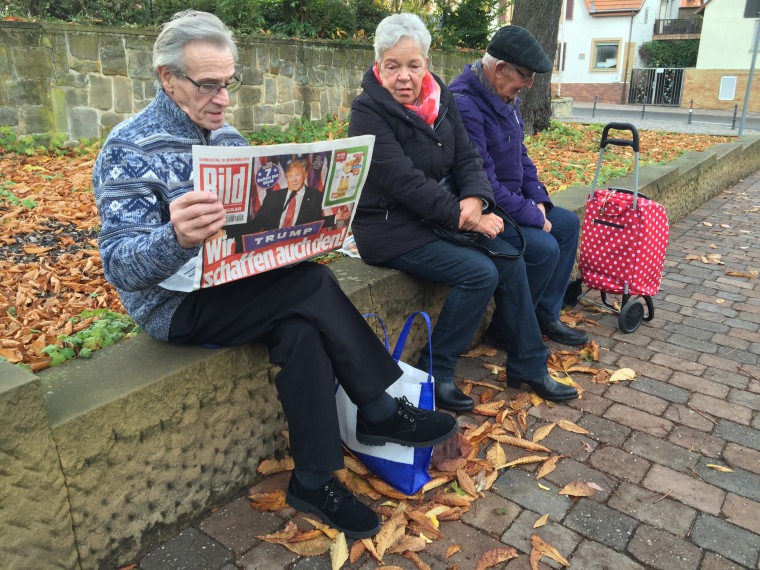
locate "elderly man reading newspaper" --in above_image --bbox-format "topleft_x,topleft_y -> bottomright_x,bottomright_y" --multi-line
92,9 -> 457,539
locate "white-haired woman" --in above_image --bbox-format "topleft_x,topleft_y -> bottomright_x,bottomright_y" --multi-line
349,13 -> 578,411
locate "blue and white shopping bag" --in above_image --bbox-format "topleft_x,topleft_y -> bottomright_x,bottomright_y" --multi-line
335,312 -> 435,495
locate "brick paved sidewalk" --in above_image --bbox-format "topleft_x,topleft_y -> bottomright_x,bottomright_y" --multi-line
132,172 -> 760,570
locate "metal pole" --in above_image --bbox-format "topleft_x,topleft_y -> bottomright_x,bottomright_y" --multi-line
688,99 -> 693,124
592,95 -> 598,118
739,17 -> 760,136
732,104 -> 738,129
641,96 -> 647,120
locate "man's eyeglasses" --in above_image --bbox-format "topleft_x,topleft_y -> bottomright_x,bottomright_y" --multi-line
183,74 -> 242,96
507,64 -> 536,84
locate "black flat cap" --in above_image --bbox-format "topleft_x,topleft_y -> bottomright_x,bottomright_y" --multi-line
486,25 -> 553,73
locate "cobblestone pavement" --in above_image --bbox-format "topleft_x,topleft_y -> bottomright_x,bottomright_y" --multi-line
130,169 -> 760,569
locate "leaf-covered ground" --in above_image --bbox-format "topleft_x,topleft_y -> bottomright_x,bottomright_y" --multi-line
245,338 -> 640,569
0,124 -> 733,372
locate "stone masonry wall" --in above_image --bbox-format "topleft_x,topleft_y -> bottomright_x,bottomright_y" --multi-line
0,21 -> 475,140
0,365 -> 80,569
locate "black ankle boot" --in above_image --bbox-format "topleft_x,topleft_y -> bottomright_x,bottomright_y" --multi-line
435,382 -> 474,412
507,373 -> 578,402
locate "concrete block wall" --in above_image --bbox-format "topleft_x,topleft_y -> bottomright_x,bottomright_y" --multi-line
2,135 -> 759,569
0,21 -> 475,140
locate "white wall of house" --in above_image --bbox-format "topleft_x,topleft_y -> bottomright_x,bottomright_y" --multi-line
697,0 -> 757,69
554,0 -> 659,90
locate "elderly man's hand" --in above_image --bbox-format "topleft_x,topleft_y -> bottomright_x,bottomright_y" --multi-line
170,191 -> 227,249
537,202 -> 552,233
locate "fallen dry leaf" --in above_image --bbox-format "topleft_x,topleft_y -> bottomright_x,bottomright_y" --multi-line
475,546 -> 519,570
486,442 -> 507,469
726,270 -> 758,278
559,480 -> 597,497
248,489 -> 288,511
557,420 -> 589,434
473,400 -> 506,416
349,540 -> 366,564
258,522 -> 333,556
532,422 -> 557,443
303,517 -> 339,540
431,432 -> 473,472
609,367 -> 637,383
446,545 -> 461,559
533,513 -> 549,528
403,550 -> 431,570
529,534 -> 570,569
456,468 -> 479,498
491,435 -> 551,453
503,455 -> 550,468
536,456 -> 560,480
257,457 -> 294,475
463,345 -> 499,358
375,502 -> 407,560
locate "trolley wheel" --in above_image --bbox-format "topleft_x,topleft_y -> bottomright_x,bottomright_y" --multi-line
618,299 -> 645,333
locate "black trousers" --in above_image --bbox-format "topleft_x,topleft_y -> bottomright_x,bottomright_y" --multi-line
168,262 -> 402,471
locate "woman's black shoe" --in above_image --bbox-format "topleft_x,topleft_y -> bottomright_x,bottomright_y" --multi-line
507,373 -> 578,402
434,382 -> 474,411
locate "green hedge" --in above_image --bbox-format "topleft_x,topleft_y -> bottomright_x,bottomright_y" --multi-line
4,0 -> 498,49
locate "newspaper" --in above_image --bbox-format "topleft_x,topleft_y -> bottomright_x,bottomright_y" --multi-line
159,135 -> 374,291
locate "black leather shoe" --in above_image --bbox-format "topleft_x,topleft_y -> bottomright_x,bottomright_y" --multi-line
356,396 -> 458,447
539,320 -> 588,346
434,382 -> 475,412
286,475 -> 380,538
508,373 -> 579,402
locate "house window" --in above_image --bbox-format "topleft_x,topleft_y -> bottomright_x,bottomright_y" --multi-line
592,40 -> 620,70
565,0 -> 573,20
719,76 -> 737,100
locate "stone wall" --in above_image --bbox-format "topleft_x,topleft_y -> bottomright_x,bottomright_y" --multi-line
0,21 -> 475,140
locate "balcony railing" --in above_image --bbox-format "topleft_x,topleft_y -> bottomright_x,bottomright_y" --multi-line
653,18 -> 702,36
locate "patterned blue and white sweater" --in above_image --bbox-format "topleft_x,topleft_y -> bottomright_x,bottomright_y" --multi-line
93,89 -> 248,341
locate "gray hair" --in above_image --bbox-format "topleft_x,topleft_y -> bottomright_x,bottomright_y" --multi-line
482,52 -> 502,69
373,13 -> 431,63
152,10 -> 238,84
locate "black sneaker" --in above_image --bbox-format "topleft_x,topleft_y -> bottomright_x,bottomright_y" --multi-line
285,475 -> 381,538
355,396 -> 458,447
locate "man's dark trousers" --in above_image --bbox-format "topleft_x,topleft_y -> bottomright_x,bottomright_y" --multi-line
168,262 -> 402,471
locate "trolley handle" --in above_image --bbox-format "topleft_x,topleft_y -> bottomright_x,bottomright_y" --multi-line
600,122 -> 640,153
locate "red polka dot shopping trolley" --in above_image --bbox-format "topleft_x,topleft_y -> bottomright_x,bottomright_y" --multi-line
570,123 -> 669,333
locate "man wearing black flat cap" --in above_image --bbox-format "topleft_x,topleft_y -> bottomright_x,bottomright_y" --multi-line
450,26 -> 589,348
